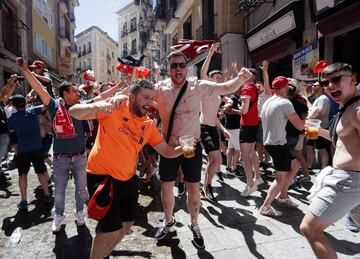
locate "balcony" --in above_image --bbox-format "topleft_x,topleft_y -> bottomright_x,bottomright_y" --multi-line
175,0 -> 195,19
130,48 -> 137,55
68,12 -> 76,22
70,43 -> 78,57
196,25 -> 217,40
59,28 -> 71,46
59,0 -> 69,14
154,4 -> 166,31
2,24 -> 21,56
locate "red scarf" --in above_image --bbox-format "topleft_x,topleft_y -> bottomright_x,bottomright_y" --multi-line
53,100 -> 76,139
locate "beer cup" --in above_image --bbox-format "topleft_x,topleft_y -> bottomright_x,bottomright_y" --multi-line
305,119 -> 321,140
179,135 -> 195,158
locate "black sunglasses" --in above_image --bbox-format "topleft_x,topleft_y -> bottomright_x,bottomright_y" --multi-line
169,62 -> 186,69
320,74 -> 352,87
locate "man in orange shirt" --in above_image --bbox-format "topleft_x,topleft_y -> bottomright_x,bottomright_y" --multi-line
69,79 -> 183,259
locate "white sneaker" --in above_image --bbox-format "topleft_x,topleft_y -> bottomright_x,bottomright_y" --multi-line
75,210 -> 86,226
52,214 -> 65,233
240,185 -> 258,197
254,177 -> 264,186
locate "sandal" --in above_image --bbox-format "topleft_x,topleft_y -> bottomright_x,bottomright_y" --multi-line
259,205 -> 282,216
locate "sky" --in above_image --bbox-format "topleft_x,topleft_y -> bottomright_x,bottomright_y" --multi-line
74,0 -> 132,41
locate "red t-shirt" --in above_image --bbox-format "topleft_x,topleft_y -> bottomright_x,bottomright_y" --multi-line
240,83 -> 259,126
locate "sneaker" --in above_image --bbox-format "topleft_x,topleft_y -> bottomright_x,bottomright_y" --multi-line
234,169 -> 245,178
52,214 -> 65,233
276,197 -> 299,208
178,182 -> 185,196
240,185 -> 258,197
298,175 -> 311,182
75,210 -> 86,227
254,177 -> 264,186
155,217 -> 176,240
43,195 -> 54,205
216,171 -> 224,182
226,167 -> 235,176
345,214 -> 359,233
17,200 -> 28,211
188,224 -> 205,249
259,205 -> 282,217
202,185 -> 217,202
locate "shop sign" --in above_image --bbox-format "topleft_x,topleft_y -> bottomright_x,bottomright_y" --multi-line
292,41 -> 319,81
247,11 -> 296,52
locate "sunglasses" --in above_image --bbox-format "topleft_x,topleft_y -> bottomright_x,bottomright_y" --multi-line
320,74 -> 352,87
169,62 -> 186,69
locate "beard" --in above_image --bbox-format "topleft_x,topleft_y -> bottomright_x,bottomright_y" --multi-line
130,102 -> 147,117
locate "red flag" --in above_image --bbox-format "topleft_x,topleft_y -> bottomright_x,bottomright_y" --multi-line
170,39 -> 220,59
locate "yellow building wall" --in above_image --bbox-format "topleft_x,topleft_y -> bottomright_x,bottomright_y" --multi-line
32,0 -> 57,68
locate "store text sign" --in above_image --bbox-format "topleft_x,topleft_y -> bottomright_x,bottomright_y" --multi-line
247,11 -> 296,52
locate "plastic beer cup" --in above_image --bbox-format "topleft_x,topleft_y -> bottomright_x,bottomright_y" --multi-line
179,135 -> 195,158
305,119 -> 321,140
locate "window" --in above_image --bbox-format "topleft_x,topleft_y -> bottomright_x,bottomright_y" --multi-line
33,31 -> 55,64
112,52 -> 114,58
122,22 -> 128,37
131,39 -> 137,55
130,17 -> 137,32
122,42 -> 128,57
88,42 -> 91,53
183,16 -> 192,39
78,46 -> 82,56
33,0 -> 54,30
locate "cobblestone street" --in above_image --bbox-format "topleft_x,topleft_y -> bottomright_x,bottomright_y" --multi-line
0,160 -> 359,258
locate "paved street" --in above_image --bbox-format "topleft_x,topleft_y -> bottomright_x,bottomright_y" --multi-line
0,157 -> 359,259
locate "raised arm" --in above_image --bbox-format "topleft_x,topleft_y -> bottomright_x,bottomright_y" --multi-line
16,58 -> 51,106
69,100 -> 117,120
211,67 -> 252,96
0,74 -> 18,103
200,43 -> 219,80
260,60 -> 272,95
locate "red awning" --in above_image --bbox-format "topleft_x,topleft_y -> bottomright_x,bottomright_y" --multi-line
317,3 -> 360,35
249,38 -> 291,64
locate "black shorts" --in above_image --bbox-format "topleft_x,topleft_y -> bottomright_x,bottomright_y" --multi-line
200,125 -> 220,154
87,173 -> 139,233
240,125 -> 258,143
159,142 -> 202,183
265,144 -> 295,171
306,136 -> 331,150
42,133 -> 53,159
17,148 -> 47,175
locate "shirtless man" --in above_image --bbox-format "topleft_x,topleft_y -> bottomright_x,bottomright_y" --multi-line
300,63 -> 360,259
199,43 -> 231,202
154,50 -> 251,248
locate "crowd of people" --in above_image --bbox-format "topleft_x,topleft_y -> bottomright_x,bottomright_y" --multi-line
0,45 -> 359,259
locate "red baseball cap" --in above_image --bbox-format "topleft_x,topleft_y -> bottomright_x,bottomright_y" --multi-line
29,60 -> 45,69
87,177 -> 113,221
272,76 -> 289,89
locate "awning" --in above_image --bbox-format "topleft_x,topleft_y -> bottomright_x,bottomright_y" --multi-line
316,2 -> 360,35
244,0 -> 304,54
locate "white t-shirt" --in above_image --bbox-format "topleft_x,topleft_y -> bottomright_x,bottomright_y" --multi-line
261,95 -> 295,146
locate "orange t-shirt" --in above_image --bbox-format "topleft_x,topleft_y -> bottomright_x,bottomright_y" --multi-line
86,101 -> 164,181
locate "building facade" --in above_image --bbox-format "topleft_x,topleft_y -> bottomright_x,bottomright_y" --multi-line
58,0 -> 79,80
75,26 -> 119,84
0,0 -> 28,89
117,2 -> 142,60
152,0 -> 245,77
